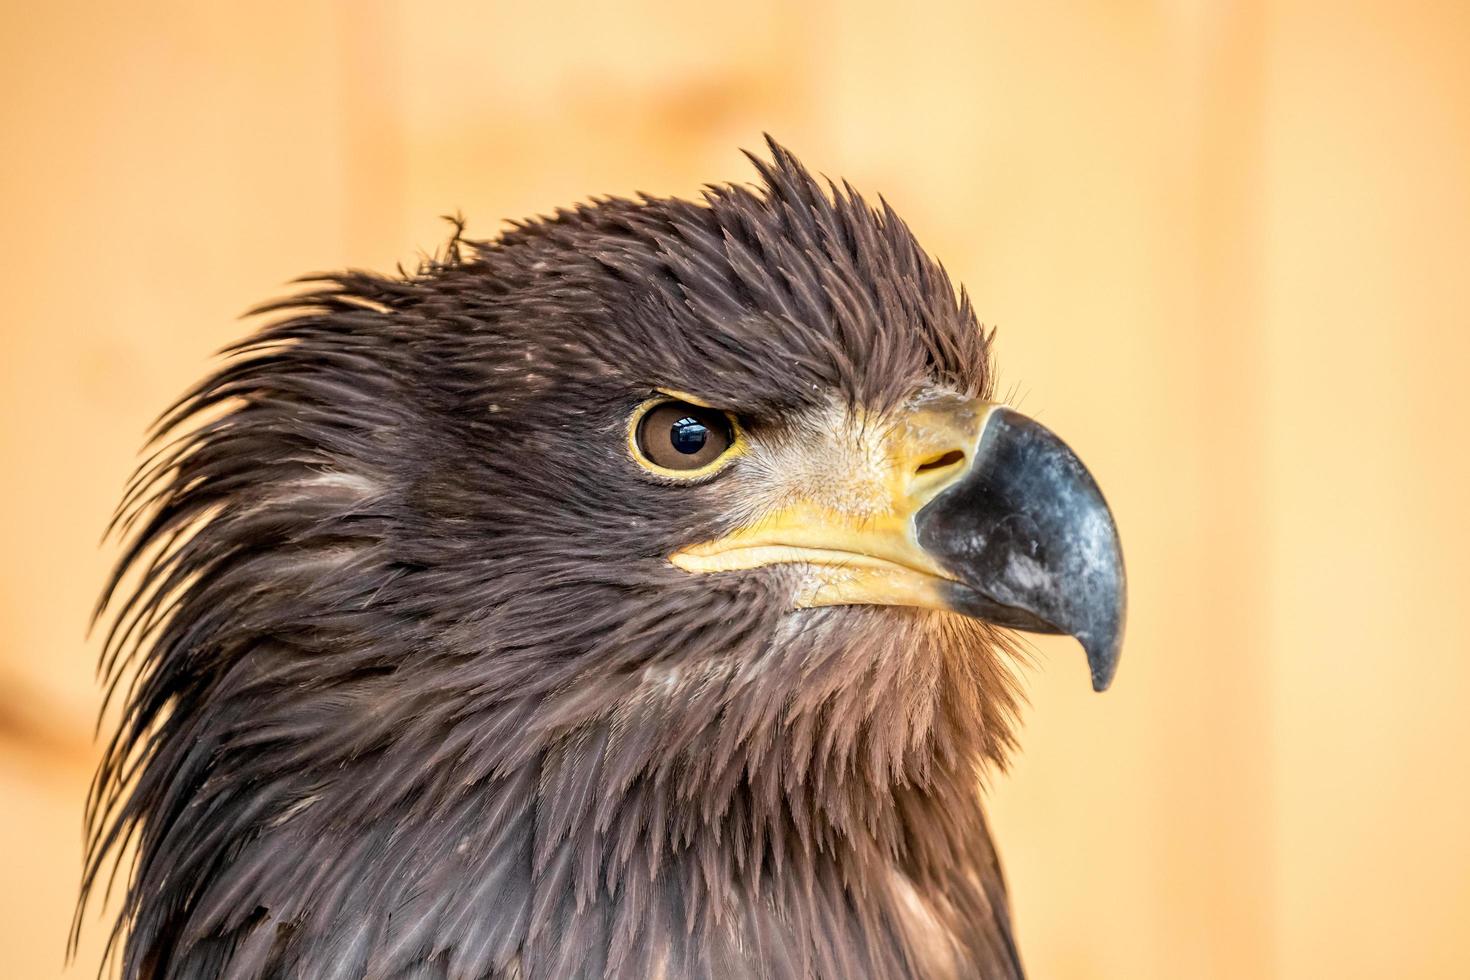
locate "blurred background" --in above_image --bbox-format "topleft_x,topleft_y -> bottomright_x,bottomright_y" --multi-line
2,1 -> 1467,977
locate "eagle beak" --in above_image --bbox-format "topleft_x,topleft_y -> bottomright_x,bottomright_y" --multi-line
670,399 -> 1126,690
913,406 -> 1127,691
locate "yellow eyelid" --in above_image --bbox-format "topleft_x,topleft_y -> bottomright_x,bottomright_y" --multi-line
628,394 -> 749,480
653,388 -> 720,409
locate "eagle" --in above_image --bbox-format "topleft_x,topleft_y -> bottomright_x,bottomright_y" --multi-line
80,139 -> 1125,980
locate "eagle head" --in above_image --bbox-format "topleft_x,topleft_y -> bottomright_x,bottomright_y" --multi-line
85,139 -> 1124,980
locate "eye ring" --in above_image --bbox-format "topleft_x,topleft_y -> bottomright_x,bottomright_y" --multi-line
628,394 -> 746,479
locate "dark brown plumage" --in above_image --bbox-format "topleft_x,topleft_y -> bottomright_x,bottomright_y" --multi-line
78,139 -> 1112,979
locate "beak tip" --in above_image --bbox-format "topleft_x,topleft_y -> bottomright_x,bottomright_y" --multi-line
1081,618 -> 1124,692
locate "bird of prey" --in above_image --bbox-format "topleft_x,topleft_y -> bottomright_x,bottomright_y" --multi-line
81,139 -> 1125,980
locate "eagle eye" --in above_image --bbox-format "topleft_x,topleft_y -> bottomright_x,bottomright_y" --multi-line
632,399 -> 739,475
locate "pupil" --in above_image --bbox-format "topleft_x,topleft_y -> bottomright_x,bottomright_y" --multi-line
670,417 -> 708,455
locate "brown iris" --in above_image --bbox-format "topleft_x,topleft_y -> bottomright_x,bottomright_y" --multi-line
635,401 -> 736,471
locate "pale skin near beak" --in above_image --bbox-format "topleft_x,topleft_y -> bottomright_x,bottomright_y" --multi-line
669,397 -> 1002,613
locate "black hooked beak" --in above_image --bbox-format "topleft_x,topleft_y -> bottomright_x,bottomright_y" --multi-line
915,408 -> 1127,691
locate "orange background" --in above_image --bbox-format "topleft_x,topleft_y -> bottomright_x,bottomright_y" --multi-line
3,2 -> 1468,977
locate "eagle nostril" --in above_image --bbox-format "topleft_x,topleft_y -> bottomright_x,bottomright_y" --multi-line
915,449 -> 965,475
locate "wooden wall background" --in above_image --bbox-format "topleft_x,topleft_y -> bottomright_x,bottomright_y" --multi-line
2,2 -> 1467,977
